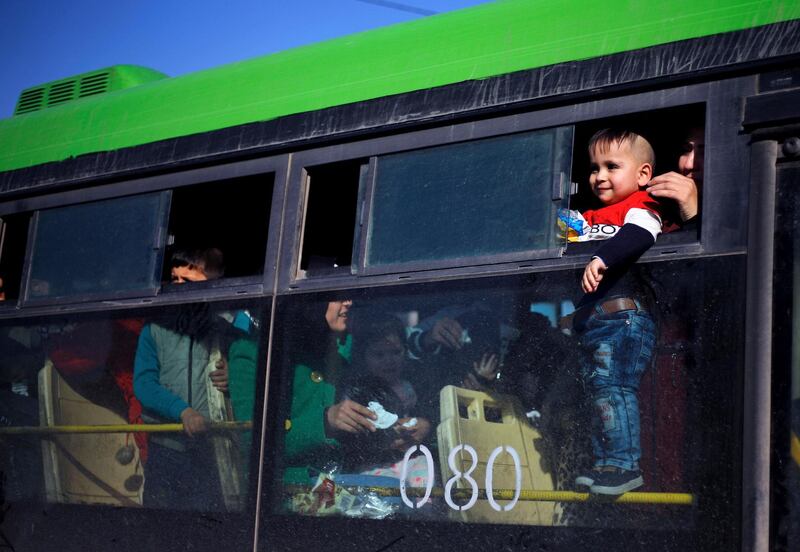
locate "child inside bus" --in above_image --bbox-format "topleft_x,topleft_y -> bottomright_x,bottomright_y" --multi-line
563,129 -> 661,495
340,313 -> 432,488
133,247 -> 231,510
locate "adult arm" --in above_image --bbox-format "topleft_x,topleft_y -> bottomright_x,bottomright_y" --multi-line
227,337 -> 257,421
284,364 -> 338,461
407,317 -> 465,358
647,172 -> 698,222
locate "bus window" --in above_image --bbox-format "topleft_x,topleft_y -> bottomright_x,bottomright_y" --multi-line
26,192 -> 169,302
0,212 -> 31,304
362,127 -> 572,273
299,159 -> 364,276
0,297 -> 268,513
567,105 -> 705,245
264,255 -> 743,548
166,173 -> 273,282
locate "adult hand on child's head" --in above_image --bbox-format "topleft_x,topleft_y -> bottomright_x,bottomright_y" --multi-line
422,317 -> 464,351
209,358 -> 229,393
582,258 -> 607,294
325,399 -> 377,435
646,171 -> 698,221
180,407 -> 208,437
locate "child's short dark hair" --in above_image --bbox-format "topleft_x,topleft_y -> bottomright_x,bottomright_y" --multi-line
351,312 -> 406,359
170,247 -> 225,280
588,128 -> 656,167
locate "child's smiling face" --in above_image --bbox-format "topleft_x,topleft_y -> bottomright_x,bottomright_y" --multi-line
589,141 -> 652,206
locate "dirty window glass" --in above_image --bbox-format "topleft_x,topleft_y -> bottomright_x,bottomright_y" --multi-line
27,193 -> 167,300
264,257 -> 743,551
364,127 -> 572,270
0,298 -> 266,515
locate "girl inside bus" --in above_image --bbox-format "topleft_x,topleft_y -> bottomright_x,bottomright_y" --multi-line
339,312 -> 432,487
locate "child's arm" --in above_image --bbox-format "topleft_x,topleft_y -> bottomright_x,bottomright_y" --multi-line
582,208 -> 662,293
583,257 -> 608,293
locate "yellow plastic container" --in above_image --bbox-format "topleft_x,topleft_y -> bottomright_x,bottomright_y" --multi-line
437,385 -> 560,525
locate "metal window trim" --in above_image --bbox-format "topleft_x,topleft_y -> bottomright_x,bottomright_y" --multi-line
19,191 -> 169,307
280,82 -> 720,291
1,154 -> 290,310
741,138 -> 778,552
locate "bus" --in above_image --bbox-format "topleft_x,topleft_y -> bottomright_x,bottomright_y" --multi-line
0,1 -> 798,550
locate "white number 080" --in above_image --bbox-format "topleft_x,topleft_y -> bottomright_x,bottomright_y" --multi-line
398,444 -> 522,512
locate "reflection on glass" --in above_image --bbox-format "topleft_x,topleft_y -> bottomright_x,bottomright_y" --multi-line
0,299 -> 266,512
366,127 -> 573,268
272,258 -> 743,533
28,193 -> 165,300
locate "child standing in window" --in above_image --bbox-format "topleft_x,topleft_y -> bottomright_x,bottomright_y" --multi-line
563,129 -> 662,495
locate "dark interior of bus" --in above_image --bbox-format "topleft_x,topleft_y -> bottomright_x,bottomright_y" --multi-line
164,173 -> 274,281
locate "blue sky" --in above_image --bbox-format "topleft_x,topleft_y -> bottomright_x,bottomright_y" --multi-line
0,0 -> 490,118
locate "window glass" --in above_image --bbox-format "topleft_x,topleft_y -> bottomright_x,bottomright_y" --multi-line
364,127 -> 572,269
0,298 -> 267,514
267,256 -> 744,550
264,257 -> 744,550
27,193 -> 167,300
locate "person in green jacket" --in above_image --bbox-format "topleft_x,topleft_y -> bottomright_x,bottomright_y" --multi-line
283,300 -> 377,484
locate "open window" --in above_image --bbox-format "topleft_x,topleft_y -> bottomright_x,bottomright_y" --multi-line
298,160 -> 363,277
566,104 -> 705,253
0,212 -> 32,305
164,173 -> 274,286
297,126 -> 574,280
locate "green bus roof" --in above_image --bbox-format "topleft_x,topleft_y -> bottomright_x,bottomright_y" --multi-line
0,0 -> 797,173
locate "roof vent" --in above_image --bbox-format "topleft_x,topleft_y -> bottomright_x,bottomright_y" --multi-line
14,65 -> 167,116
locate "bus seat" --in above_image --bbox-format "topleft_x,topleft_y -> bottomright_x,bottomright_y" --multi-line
38,360 -> 144,506
436,385 -> 560,525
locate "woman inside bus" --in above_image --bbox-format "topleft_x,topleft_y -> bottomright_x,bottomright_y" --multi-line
283,299 -> 378,484
646,127 -> 702,231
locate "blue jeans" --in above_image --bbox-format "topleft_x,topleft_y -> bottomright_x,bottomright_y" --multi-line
579,306 -> 656,472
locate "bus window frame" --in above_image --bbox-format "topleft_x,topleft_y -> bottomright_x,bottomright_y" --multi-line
20,190 -> 172,306
0,154 -> 290,313
352,125 -> 574,276
280,78 -> 754,294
